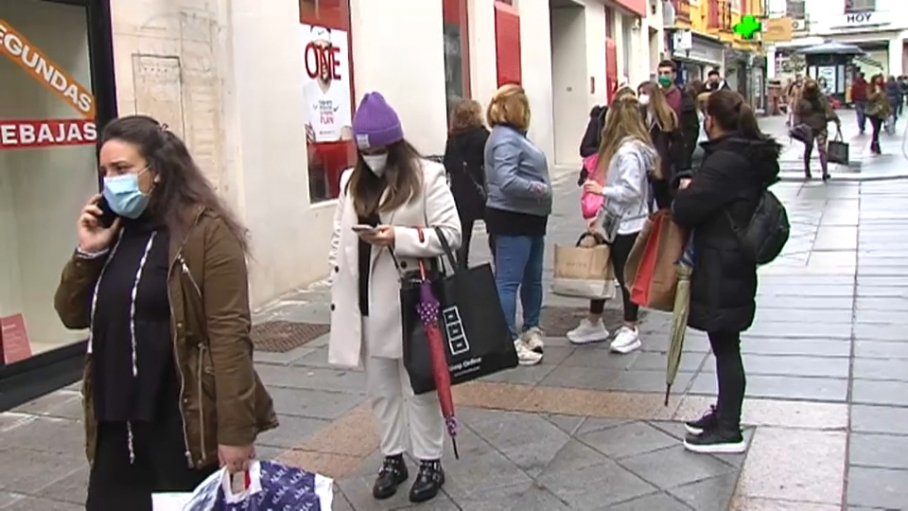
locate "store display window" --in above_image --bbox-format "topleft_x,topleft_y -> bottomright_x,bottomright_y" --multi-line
0,0 -> 99,364
300,0 -> 357,203
443,0 -> 471,126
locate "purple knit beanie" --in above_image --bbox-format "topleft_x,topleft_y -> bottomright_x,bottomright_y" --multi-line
352,92 -> 404,150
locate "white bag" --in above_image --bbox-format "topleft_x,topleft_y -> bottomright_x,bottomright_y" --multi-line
552,233 -> 617,300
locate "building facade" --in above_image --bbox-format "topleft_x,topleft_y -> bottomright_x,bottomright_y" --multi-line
0,0 -> 667,375
768,0 -> 907,87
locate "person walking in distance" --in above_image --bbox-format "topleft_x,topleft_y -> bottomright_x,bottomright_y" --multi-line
54,115 -> 277,510
443,99 -> 492,268
567,95 -> 657,353
484,84 -> 553,366
656,60 -> 700,175
866,74 -> 890,155
672,90 -> 782,453
328,92 -> 461,503
795,78 -> 840,181
851,72 -> 868,134
704,69 -> 730,92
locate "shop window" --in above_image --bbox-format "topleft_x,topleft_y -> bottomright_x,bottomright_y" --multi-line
495,1 -> 521,87
443,0 -> 471,126
300,0 -> 356,203
0,1 -> 98,362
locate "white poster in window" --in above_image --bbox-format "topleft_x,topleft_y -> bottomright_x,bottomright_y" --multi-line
301,24 -> 353,143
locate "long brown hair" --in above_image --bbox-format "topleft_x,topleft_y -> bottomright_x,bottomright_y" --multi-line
596,94 -> 657,179
638,81 -> 678,132
100,115 -> 248,251
705,90 -> 769,141
346,140 -> 423,217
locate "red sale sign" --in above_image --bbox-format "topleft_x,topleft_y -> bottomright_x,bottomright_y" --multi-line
0,119 -> 97,149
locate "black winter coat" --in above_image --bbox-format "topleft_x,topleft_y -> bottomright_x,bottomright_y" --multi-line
649,122 -> 686,209
443,126 -> 490,222
672,134 -> 781,334
578,106 -> 608,185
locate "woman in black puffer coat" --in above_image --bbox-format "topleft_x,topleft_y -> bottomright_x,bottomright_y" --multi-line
672,90 -> 781,456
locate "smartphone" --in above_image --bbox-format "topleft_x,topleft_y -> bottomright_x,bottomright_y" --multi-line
352,224 -> 378,234
95,196 -> 118,228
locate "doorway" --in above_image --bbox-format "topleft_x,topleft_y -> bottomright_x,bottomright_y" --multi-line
549,0 -> 587,166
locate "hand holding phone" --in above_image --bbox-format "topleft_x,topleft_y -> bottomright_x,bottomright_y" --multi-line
77,194 -> 120,254
352,224 -> 378,234
95,196 -> 118,228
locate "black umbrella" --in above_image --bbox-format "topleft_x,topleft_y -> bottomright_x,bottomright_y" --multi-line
797,41 -> 865,56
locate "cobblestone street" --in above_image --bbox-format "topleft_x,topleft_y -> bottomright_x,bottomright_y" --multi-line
1,112 -> 907,510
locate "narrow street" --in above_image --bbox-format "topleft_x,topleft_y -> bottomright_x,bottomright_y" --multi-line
1,112 -> 907,510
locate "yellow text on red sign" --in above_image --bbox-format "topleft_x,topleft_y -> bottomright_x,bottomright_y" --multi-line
0,19 -> 95,120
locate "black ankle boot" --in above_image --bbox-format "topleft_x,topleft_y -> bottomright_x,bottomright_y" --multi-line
409,459 -> 445,503
372,454 -> 408,500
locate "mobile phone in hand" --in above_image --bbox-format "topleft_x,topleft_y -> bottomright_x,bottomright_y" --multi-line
352,224 -> 378,234
96,196 -> 118,228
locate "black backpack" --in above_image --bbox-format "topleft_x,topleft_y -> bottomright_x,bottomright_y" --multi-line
726,189 -> 790,265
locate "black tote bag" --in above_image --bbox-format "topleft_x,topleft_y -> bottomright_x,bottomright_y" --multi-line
827,129 -> 849,165
401,228 -> 518,395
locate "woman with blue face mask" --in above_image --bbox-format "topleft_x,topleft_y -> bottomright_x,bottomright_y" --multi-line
54,115 -> 277,510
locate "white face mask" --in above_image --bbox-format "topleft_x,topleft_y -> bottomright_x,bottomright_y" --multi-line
638,94 -> 651,106
362,153 -> 388,176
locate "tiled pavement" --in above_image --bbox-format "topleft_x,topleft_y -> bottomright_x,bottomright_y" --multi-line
2,120 -> 908,510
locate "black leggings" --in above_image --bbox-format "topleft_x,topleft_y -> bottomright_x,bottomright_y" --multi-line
869,116 -> 883,153
708,331 -> 746,430
590,232 -> 639,323
459,216 -> 496,269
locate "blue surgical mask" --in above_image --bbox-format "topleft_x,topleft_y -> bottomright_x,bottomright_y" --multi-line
102,171 -> 150,219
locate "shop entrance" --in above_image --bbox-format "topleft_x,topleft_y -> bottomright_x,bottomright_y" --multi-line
0,0 -> 116,407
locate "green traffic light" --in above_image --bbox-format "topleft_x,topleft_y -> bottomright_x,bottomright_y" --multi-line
734,15 -> 761,39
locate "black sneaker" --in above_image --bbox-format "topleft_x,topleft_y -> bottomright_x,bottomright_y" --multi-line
409,460 -> 445,503
684,405 -> 718,435
683,428 -> 746,454
372,454 -> 408,500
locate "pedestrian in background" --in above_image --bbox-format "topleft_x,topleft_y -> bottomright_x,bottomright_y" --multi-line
54,115 -> 277,510
578,86 -> 636,184
795,78 -> 840,181
886,75 -> 902,125
638,80 -> 686,209
443,99 -> 492,268
567,95 -> 657,353
866,74 -> 890,155
704,69 -> 729,92
672,90 -> 782,453
484,84 -> 553,366
328,92 -> 461,504
656,60 -> 700,175
851,72 -> 868,134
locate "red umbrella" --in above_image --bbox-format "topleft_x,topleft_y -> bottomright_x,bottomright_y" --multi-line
415,260 -> 459,459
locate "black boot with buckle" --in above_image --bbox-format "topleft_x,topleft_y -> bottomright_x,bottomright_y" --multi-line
409,459 -> 445,503
372,454 -> 408,500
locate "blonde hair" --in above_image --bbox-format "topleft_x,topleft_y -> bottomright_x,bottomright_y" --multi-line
486,84 -> 530,130
450,99 -> 484,132
596,95 -> 659,179
638,81 -> 678,132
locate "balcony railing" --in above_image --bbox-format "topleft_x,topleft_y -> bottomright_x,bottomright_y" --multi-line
671,0 -> 691,23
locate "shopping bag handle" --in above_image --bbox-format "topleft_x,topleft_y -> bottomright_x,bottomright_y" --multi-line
834,127 -> 843,141
433,226 -> 460,272
576,232 -> 607,247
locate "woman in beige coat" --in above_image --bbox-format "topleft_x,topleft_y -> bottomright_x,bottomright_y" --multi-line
327,92 -> 461,504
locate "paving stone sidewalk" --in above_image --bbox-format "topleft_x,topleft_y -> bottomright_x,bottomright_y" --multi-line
2,119 -> 908,510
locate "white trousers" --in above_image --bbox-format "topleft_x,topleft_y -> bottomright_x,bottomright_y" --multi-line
362,353 -> 445,460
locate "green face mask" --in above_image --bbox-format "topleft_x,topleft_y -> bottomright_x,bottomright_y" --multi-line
658,76 -> 672,88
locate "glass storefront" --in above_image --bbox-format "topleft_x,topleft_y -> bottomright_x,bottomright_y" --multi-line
300,0 -> 357,203
0,0 -> 100,363
443,0 -> 471,126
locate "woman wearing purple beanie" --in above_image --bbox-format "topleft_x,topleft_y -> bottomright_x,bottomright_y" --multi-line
327,92 -> 462,503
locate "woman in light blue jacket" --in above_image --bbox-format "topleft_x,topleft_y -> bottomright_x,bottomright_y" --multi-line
483,84 -> 553,366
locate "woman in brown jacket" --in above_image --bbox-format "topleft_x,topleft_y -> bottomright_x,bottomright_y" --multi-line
54,115 -> 277,510
795,78 -> 840,180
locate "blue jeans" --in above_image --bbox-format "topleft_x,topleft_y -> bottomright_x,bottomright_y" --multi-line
494,235 -> 545,339
855,101 -> 866,132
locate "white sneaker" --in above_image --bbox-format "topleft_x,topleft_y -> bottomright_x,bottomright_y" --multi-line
514,339 -> 543,366
567,319 -> 610,345
609,326 -> 642,354
521,327 -> 545,354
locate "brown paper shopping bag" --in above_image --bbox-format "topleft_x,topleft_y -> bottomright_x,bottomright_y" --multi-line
624,210 -> 687,312
552,233 -> 616,300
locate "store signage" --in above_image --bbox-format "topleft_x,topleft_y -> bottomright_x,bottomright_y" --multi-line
0,119 -> 97,149
0,314 -> 31,365
0,20 -> 95,120
831,11 -> 889,29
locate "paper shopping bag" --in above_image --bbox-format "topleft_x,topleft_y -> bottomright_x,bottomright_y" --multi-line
552,233 -> 617,300
624,209 -> 687,312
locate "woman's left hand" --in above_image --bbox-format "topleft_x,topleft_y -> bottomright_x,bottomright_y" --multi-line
359,225 -> 395,247
583,180 -> 603,195
218,444 -> 256,473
